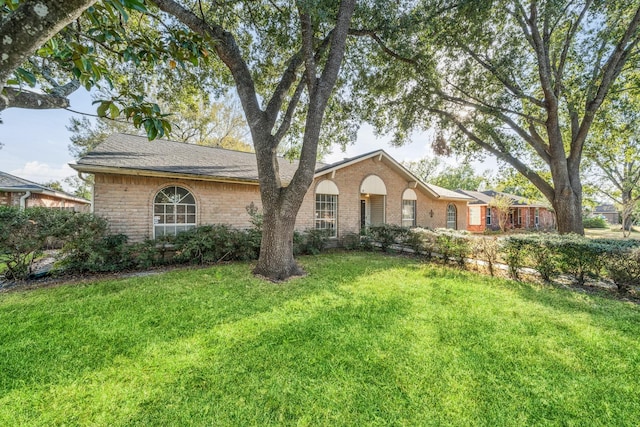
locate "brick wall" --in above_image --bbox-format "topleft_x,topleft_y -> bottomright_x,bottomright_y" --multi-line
94,156 -> 469,242
297,156 -> 468,239
0,191 -> 88,211
94,174 -> 264,242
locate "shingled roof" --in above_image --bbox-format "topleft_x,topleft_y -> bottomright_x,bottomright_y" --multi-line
72,133 -> 470,201
0,171 -> 90,204
456,189 -> 548,207
72,133 -> 307,184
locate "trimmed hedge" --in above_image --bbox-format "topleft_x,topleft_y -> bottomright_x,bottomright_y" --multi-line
361,225 -> 640,293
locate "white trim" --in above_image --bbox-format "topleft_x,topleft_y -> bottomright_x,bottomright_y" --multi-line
402,188 -> 417,200
316,179 -> 339,195
361,175 -> 387,195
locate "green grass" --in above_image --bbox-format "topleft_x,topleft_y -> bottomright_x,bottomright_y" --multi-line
1,252 -> 639,426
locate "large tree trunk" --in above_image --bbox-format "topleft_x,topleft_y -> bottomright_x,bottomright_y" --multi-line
553,187 -> 584,234
253,199 -> 303,281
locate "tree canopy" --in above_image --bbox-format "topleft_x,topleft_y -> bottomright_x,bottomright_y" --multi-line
352,0 -> 640,234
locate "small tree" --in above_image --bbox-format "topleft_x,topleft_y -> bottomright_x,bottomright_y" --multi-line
489,194 -> 514,233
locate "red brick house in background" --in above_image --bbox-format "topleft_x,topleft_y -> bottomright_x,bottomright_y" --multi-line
71,133 -> 472,243
456,189 -> 555,233
0,171 -> 90,211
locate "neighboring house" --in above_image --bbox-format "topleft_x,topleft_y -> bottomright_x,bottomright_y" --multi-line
70,133 -> 472,243
0,171 -> 91,211
456,189 -> 555,232
593,204 -> 619,224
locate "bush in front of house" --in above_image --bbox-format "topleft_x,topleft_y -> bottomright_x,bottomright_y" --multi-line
294,229 -> 331,256
0,207 -> 87,280
583,216 -> 609,229
433,229 -> 471,268
171,224 -> 261,265
56,213 -> 133,273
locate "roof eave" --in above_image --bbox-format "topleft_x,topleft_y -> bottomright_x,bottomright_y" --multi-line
70,164 -> 262,186
0,186 -> 90,204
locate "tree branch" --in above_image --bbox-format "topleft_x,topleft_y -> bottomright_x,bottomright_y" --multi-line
0,0 -> 97,110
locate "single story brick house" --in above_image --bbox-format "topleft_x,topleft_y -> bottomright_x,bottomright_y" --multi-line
456,189 -> 555,232
0,171 -> 90,211
593,204 -> 619,224
71,133 -> 471,243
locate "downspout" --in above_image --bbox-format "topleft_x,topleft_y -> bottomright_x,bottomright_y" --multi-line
19,191 -> 31,210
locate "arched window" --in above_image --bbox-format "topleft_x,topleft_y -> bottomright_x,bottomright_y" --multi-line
402,188 -> 417,227
153,186 -> 196,237
446,204 -> 457,229
315,180 -> 339,237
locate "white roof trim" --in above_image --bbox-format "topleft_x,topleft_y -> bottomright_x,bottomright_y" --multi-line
315,150 -> 473,201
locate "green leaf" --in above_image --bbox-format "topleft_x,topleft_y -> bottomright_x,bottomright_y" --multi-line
96,102 -> 110,118
15,68 -> 37,86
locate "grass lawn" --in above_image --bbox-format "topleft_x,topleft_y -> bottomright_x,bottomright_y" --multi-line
1,252 -> 639,426
585,226 -> 640,240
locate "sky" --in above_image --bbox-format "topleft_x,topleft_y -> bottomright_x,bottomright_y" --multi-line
0,88 -> 493,191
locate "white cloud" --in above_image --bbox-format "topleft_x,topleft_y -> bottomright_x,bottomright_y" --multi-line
10,161 -> 76,190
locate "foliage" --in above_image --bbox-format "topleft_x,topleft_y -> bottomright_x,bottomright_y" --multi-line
434,229 -> 471,268
171,225 -> 260,265
341,232 -> 362,251
57,215 -> 132,273
352,0 -> 640,234
500,236 -> 530,280
471,236 -> 500,276
584,83 -> 640,236
293,229 -> 331,256
0,207 -> 81,280
367,224 -> 409,252
1,0 -> 205,138
583,216 -> 609,229
489,194 -> 514,232
603,245 -> 640,293
404,157 -> 488,190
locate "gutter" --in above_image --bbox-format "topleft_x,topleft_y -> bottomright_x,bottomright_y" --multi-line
19,191 -> 31,210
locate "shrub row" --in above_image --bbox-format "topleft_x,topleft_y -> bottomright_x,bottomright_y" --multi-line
0,206 -> 331,280
500,235 -> 640,291
353,224 -> 640,293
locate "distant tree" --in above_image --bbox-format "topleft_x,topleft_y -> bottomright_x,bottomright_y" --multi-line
40,180 -> 64,192
404,157 -> 487,191
433,163 -> 486,191
354,0 -> 640,235
584,89 -> 640,237
489,194 -> 514,233
403,157 -> 443,183
64,176 -> 92,200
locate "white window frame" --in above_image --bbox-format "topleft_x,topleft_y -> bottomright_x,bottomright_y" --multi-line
153,186 -> 197,238
315,193 -> 338,237
486,207 -> 492,226
446,204 -> 457,229
402,199 -> 417,227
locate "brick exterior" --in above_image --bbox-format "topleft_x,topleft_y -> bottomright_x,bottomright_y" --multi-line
93,156 -> 469,243
465,205 -> 555,232
93,174 -> 263,242
0,191 -> 89,211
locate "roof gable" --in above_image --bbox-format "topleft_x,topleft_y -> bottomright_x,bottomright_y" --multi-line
316,150 -> 472,201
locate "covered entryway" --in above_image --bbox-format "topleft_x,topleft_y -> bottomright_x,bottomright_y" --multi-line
360,175 -> 386,229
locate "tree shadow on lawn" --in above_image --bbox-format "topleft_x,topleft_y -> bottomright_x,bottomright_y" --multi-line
1,269 -> 418,425
3,254 -> 640,425
0,253 -> 394,396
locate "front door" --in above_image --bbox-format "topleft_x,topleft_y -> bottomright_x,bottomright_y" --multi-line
360,199 -> 367,229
